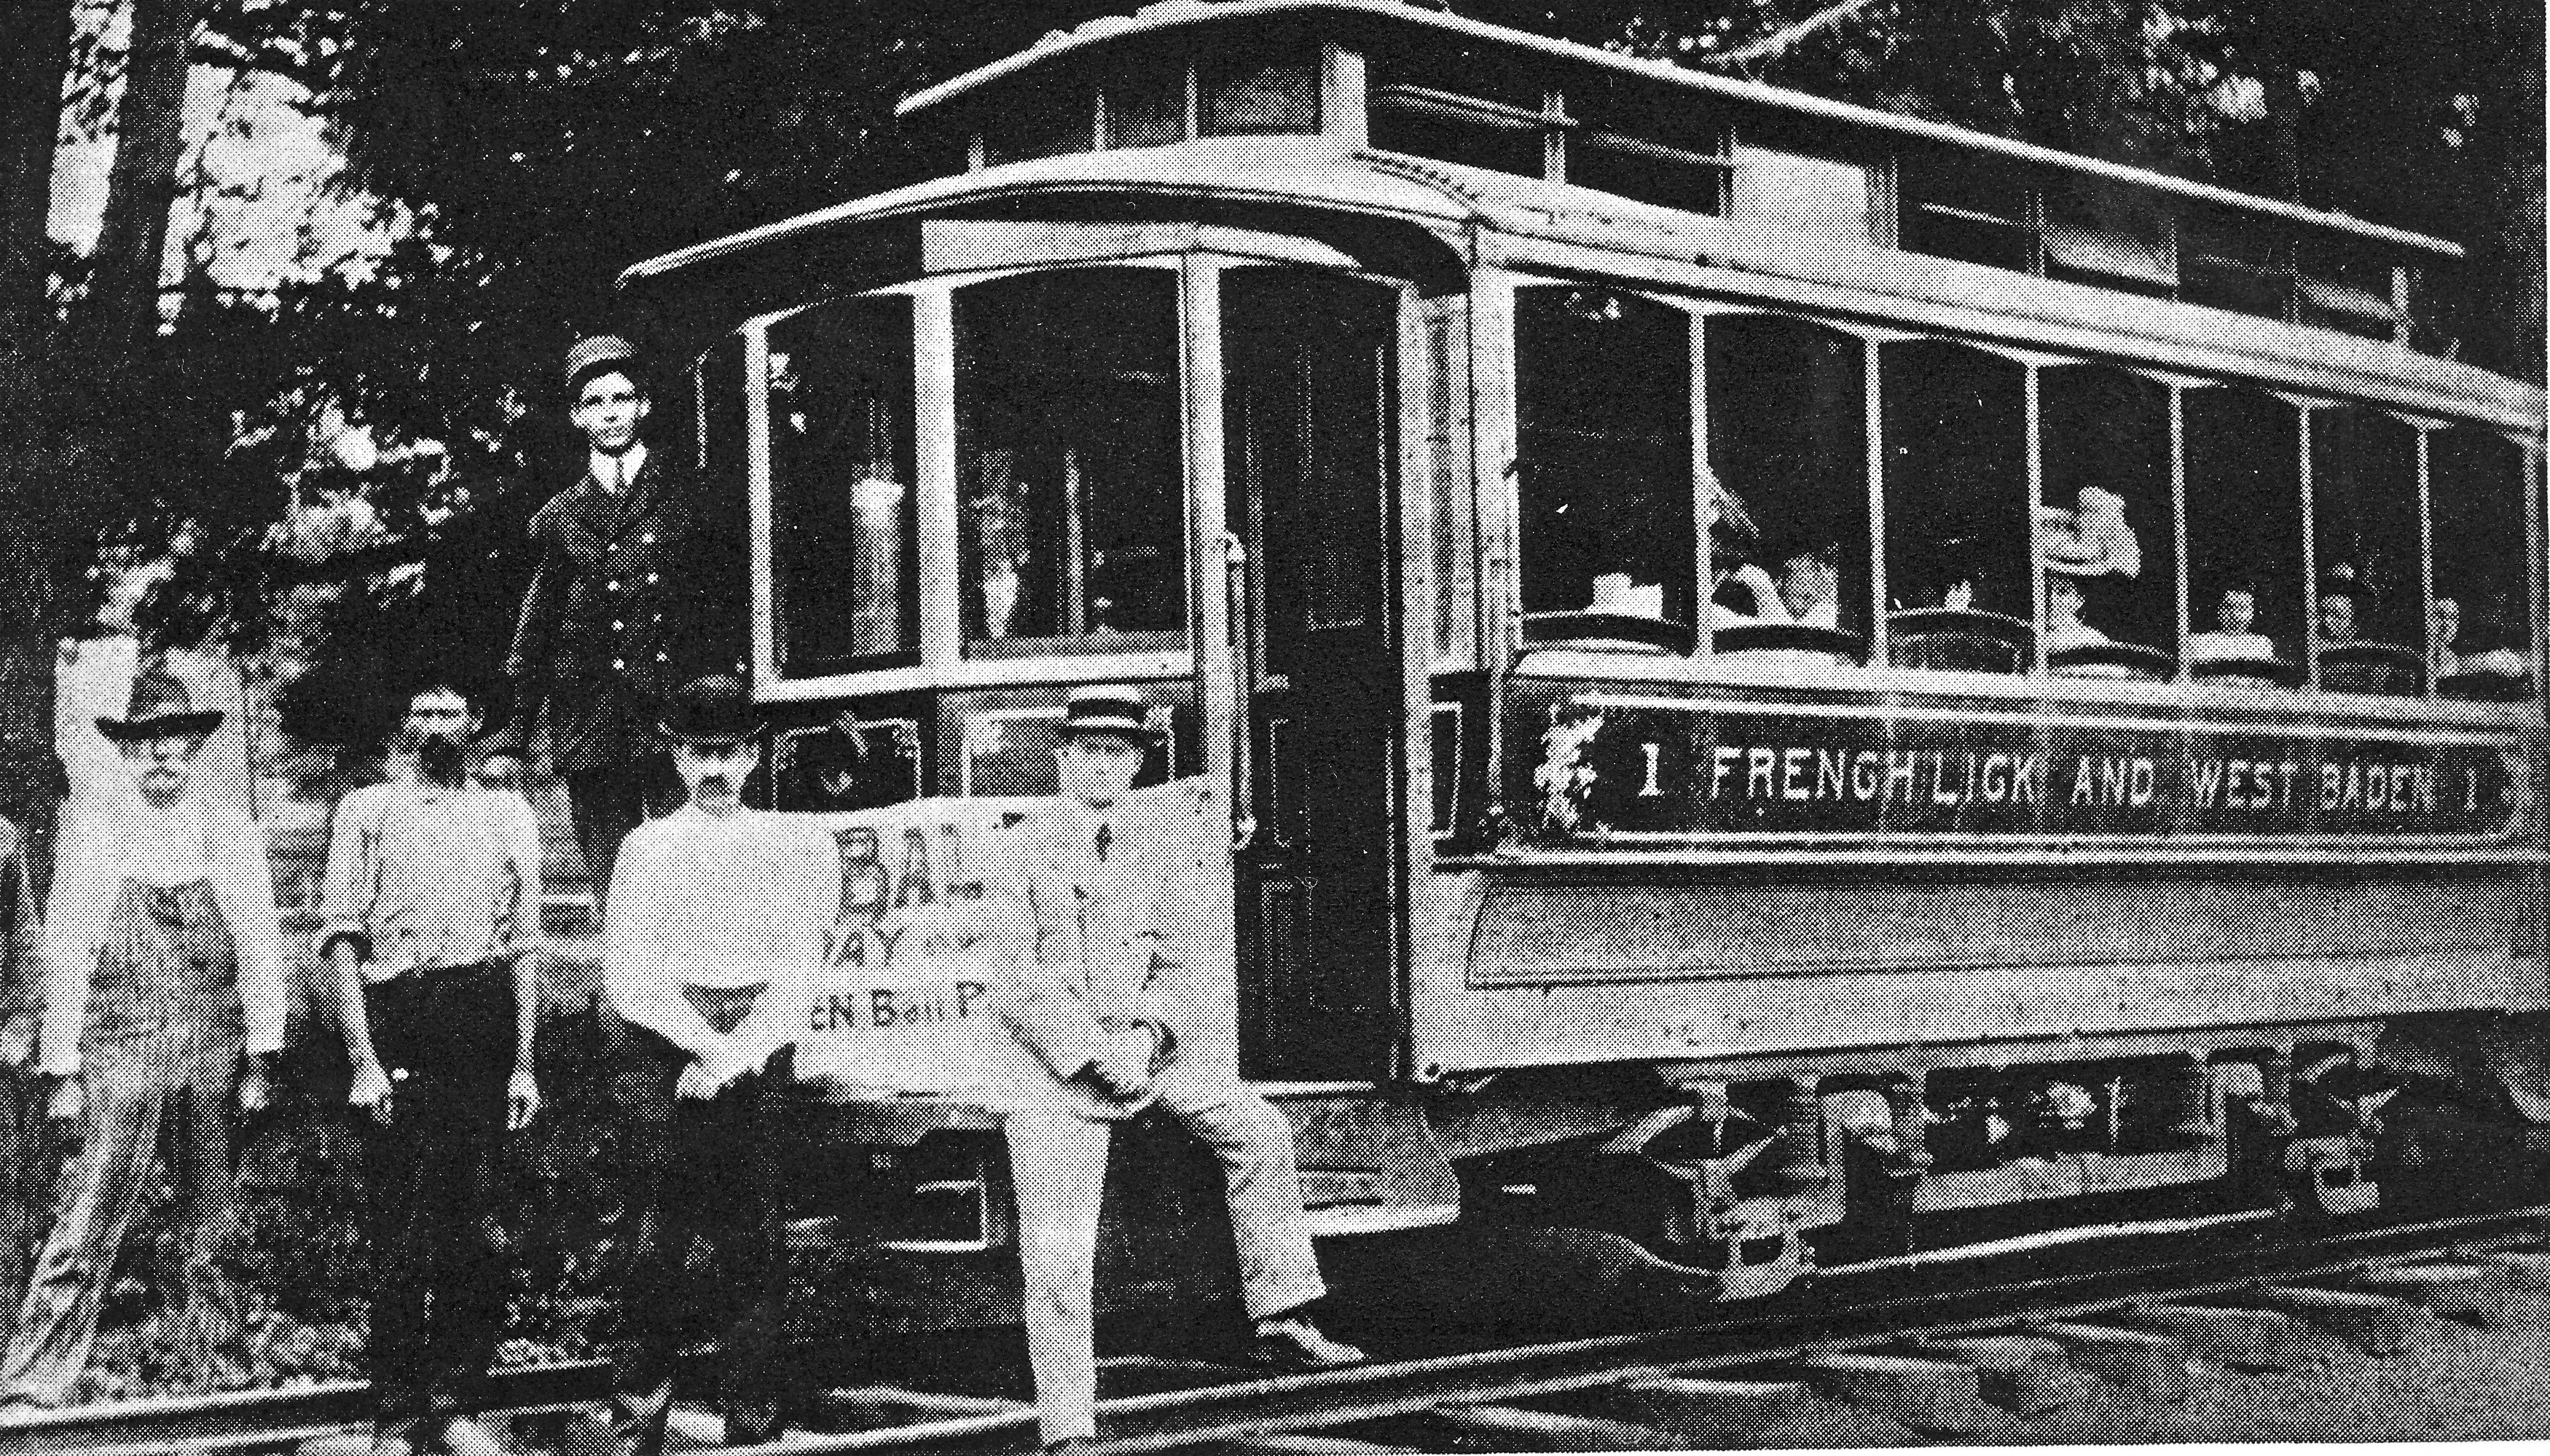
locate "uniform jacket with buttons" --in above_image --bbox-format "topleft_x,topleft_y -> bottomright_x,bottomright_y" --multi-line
993,777 -> 1237,1119
506,453 -> 742,775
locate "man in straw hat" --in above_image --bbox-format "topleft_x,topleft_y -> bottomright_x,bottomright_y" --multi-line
597,674 -> 828,1456
998,685 -> 1360,1456
1,667 -> 286,1408
509,335 -> 741,905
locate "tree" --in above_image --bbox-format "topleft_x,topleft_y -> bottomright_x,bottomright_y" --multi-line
0,0 -> 359,855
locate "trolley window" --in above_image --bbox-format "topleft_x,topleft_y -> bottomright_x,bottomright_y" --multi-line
1201,57 -> 1318,135
1703,314 -> 1870,662
2039,366 -> 2174,676
1103,63 -> 1186,149
2310,406 -> 2422,695
1880,342 -> 2030,671
1515,287 -> 1697,637
2432,428 -> 2536,688
955,268 -> 1186,657
2184,388 -> 2307,680
766,295 -> 918,677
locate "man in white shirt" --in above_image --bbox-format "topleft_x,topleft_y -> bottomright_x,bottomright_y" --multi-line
999,686 -> 1360,1456
2,669 -> 287,1408
321,680 -> 544,1456
600,675 -> 828,1456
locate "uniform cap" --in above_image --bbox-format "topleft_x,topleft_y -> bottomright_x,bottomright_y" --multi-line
1059,685 -> 1162,743
565,334 -> 640,393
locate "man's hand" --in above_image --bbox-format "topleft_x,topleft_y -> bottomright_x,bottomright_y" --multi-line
47,1077 -> 82,1123
1089,1026 -> 1157,1100
508,1069 -> 541,1130
349,1059 -> 394,1125
240,1062 -> 273,1114
675,1060 -> 723,1101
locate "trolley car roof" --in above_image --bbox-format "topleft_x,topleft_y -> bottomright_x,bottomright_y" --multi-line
619,138 -> 2542,435
895,0 -> 2460,260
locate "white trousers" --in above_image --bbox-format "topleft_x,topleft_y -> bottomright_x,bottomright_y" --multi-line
1003,1079 -> 1326,1447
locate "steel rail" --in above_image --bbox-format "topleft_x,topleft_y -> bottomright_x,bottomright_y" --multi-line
5,1203 -> 2543,1456
0,1361 -> 610,1456
724,1201 -> 2550,1456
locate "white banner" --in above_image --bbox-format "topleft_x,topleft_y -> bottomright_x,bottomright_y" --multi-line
790,795 -> 1040,1097
785,776 -> 1224,1098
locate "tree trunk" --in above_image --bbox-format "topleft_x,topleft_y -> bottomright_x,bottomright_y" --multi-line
78,0 -> 197,357
0,0 -> 76,387
0,0 -> 205,885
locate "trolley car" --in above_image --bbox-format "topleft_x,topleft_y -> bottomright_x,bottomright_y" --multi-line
616,0 -> 2548,1317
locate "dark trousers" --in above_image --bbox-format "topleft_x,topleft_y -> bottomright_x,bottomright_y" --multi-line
604,1028 -> 791,1455
361,964 -> 517,1431
564,764 -> 672,907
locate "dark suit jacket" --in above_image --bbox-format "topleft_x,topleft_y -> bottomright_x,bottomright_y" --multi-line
507,453 -> 742,776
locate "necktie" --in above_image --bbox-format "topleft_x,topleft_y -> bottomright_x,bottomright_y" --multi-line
1094,822 -> 1112,862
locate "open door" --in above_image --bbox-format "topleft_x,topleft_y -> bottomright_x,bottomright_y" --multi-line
1223,269 -> 1402,1080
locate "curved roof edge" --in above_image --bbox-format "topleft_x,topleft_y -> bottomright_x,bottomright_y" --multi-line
618,138 -> 1474,286
898,0 -> 2461,259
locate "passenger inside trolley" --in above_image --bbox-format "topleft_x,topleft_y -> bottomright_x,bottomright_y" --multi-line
2432,595 -> 2465,677
2187,583 -> 2281,665
2042,574 -> 2108,652
2316,564 -> 2424,693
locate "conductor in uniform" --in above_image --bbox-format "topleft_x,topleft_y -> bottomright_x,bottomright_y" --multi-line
997,685 -> 1361,1456
508,334 -> 740,900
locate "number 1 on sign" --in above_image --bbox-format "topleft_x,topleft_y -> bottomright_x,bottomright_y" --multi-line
1641,742 -> 1663,797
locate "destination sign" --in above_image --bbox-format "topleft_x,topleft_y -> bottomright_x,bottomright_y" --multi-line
1509,684 -> 2535,851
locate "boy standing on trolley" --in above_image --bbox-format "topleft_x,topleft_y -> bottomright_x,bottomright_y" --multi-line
318,677 -> 545,1456
508,335 -> 740,905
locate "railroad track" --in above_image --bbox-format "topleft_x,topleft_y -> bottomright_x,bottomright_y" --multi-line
9,1204 -> 2550,1456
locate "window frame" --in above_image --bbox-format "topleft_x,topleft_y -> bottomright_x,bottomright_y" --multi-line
1483,269 -> 2536,708
758,293 -> 925,681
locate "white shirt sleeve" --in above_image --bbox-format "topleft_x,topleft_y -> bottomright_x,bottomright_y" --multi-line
212,807 -> 289,1058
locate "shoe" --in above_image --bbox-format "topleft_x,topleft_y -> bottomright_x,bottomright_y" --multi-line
434,1414 -> 507,1456
1249,1315 -> 1364,1369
